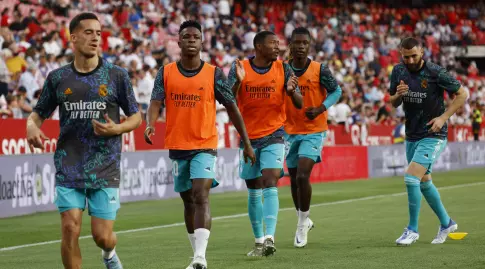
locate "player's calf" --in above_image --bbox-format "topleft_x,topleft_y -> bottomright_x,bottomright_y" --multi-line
191,179 -> 213,266
261,169 -> 280,239
60,209 -> 83,269
180,190 -> 197,262
91,217 -> 121,269
288,168 -> 299,212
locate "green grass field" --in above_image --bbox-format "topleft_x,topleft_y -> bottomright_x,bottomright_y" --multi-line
1,168 -> 485,269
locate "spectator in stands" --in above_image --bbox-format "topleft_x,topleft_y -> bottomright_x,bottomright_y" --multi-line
1,8 -> 9,27
331,95 -> 352,126
0,93 -> 9,118
0,49 -> 9,98
31,89 -> 41,108
136,64 -> 154,113
43,31 -> 63,56
6,93 -> 22,118
471,101 -> 482,141
376,96 -> 392,124
450,106 -> 471,126
5,48 -> 27,75
18,63 -> 40,100
16,86 -> 32,118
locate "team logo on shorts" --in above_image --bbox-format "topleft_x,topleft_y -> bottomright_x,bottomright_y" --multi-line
64,88 -> 72,95
98,84 -> 108,97
421,79 -> 428,89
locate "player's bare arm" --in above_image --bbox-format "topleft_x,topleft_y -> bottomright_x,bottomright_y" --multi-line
92,112 -> 142,137
428,87 -> 468,133
231,59 -> 245,96
144,100 -> 163,144
225,102 -> 256,166
390,80 -> 408,108
287,75 -> 303,109
26,112 -> 49,151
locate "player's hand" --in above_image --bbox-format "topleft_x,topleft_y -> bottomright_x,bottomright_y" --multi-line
286,75 -> 298,96
396,80 -> 409,97
92,114 -> 121,137
235,59 -> 245,83
243,145 -> 256,166
26,126 -> 48,152
427,116 -> 446,133
144,126 -> 155,145
305,105 -> 326,120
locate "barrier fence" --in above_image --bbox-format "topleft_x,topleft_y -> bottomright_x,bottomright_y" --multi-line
1,119 -> 484,155
1,141 -> 484,218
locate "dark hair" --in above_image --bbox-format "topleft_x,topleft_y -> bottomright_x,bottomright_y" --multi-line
179,20 -> 202,34
33,90 -> 42,99
253,31 -> 276,50
400,37 -> 421,50
291,27 -> 311,40
69,12 -> 99,34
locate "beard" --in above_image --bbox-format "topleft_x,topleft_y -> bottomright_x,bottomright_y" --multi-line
405,59 -> 423,72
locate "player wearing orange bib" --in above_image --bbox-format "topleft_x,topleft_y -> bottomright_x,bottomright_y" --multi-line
228,31 -> 303,257
145,21 -> 255,269
284,27 -> 342,248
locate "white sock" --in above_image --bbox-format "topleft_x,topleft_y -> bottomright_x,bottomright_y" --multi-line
102,248 -> 116,259
194,228 -> 210,259
255,237 -> 264,244
296,209 -> 299,217
264,235 -> 274,242
188,233 -> 196,254
298,210 -> 309,225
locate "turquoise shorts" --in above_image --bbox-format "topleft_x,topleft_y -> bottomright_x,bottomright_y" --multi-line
405,138 -> 447,175
54,186 -> 120,220
172,153 -> 219,193
239,143 -> 285,180
285,131 -> 327,169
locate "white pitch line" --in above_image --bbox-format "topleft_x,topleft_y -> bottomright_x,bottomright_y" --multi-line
1,181 -> 484,252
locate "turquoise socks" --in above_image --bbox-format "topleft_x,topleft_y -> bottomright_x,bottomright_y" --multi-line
420,180 -> 451,227
404,174 -> 421,232
247,189 -> 264,239
262,187 -> 279,237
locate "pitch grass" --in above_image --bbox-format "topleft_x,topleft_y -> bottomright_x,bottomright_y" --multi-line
1,168 -> 485,269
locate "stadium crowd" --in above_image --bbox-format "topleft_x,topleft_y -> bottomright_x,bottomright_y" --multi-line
0,0 -> 484,127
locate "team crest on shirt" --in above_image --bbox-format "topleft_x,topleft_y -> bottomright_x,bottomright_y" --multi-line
421,79 -> 428,89
64,88 -> 72,95
98,84 -> 108,97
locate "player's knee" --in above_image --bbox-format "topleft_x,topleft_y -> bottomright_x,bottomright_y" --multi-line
296,172 -> 311,185
183,197 -> 195,210
92,231 -> 114,249
192,188 -> 209,205
62,221 -> 81,239
421,174 -> 432,182
261,170 -> 279,188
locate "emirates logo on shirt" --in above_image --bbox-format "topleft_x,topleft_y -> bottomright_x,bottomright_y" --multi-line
299,85 -> 310,96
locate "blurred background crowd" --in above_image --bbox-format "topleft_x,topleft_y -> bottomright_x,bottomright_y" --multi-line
0,0 -> 484,128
